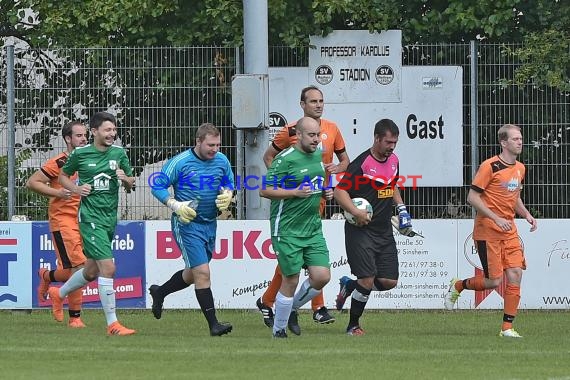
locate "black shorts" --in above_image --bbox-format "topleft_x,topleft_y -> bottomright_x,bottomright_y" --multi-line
344,223 -> 398,280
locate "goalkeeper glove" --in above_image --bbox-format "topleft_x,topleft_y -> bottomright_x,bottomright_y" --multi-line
390,216 -> 424,238
215,189 -> 233,211
167,198 -> 196,224
396,204 -> 412,231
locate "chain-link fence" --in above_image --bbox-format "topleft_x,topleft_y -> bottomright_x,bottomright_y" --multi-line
1,43 -> 568,220
404,42 -> 569,219
1,45 -> 239,220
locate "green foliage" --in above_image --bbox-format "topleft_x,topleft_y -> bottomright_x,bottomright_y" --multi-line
0,0 -> 558,46
14,0 -> 179,46
2,0 -> 569,91
6,0 -> 568,90
300,0 -> 527,45
506,30 -> 570,92
9,0 -> 245,47
1,309 -> 569,379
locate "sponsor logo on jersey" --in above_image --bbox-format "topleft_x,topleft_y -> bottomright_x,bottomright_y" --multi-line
377,188 -> 394,198
93,173 -> 112,191
505,177 -> 520,192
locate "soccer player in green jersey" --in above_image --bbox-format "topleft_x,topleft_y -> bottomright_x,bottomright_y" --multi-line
260,116 -> 333,338
48,111 -> 137,336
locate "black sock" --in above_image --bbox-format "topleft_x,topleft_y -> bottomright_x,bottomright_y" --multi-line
69,310 -> 81,318
195,287 -> 218,328
158,270 -> 189,298
503,314 -> 515,323
348,283 -> 371,329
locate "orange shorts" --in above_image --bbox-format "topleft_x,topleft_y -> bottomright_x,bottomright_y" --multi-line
51,225 -> 86,269
474,237 -> 526,279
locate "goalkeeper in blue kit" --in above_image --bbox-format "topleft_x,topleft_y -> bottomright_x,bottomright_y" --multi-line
149,123 -> 234,336
334,119 -> 413,336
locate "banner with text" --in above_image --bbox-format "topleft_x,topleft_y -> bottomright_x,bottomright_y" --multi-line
3,219 -> 568,310
0,222 -> 32,309
32,221 -> 146,309
145,219 -> 570,310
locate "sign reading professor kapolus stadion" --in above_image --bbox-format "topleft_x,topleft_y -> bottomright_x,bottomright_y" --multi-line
309,30 -> 402,103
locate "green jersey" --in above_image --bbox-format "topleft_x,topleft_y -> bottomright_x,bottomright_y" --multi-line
62,144 -> 133,226
266,146 -> 325,237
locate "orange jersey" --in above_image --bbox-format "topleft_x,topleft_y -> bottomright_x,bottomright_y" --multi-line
471,155 -> 525,240
41,152 -> 80,231
271,118 -> 346,166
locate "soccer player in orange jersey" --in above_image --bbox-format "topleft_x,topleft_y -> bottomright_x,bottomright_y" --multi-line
444,124 -> 537,338
26,121 -> 88,328
257,86 -> 349,335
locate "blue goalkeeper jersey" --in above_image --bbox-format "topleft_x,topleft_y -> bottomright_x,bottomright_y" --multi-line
151,148 -> 235,223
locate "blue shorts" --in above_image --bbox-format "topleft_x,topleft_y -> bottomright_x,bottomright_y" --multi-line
171,215 -> 216,268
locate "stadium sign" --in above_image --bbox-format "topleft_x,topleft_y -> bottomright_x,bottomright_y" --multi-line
309,30 -> 402,103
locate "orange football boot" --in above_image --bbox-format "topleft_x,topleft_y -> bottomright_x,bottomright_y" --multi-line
107,321 -> 136,336
48,287 -> 64,322
37,268 -> 50,302
68,317 -> 86,328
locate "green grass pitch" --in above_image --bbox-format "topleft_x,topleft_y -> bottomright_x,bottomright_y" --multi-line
2,309 -> 569,379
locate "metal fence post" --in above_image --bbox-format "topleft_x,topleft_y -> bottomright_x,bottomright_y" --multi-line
469,40 -> 479,218
6,42 -> 16,220
235,46 -> 244,220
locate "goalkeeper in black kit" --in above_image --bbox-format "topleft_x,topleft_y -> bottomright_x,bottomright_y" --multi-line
333,118 -> 414,336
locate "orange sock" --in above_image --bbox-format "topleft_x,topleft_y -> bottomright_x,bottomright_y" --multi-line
311,291 -> 325,311
502,283 -> 520,331
456,276 -> 486,292
261,265 -> 282,308
67,288 -> 83,317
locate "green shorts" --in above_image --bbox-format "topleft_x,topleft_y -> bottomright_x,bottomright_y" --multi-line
79,222 -> 115,260
271,234 -> 330,277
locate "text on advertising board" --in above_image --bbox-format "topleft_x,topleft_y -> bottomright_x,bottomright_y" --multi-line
156,230 -> 276,260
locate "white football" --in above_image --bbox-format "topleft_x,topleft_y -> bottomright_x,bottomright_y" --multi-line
344,197 -> 373,225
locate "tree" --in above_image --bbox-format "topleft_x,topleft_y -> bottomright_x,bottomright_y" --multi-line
2,0 -> 569,90
0,1 -> 563,45
506,30 -> 570,92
